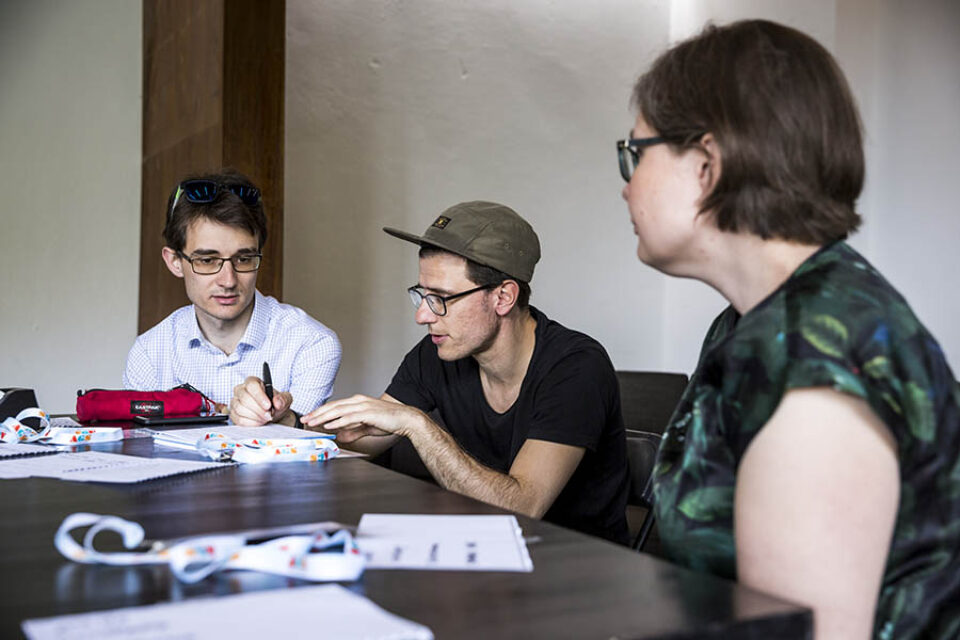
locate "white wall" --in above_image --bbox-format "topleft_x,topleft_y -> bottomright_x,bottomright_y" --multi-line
285,0 -> 960,399
0,0 -> 141,413
285,0 -> 674,397
860,0 -> 960,364
0,1 -> 951,413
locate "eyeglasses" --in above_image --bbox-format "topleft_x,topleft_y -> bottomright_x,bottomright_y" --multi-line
407,283 -> 498,316
616,136 -> 668,182
170,180 -> 262,216
178,252 -> 263,275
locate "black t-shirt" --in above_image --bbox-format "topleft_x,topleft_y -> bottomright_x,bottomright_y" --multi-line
386,306 -> 629,544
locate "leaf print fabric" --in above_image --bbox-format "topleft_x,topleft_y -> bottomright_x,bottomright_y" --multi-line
653,242 -> 960,639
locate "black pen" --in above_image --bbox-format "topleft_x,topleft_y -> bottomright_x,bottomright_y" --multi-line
262,361 -> 274,418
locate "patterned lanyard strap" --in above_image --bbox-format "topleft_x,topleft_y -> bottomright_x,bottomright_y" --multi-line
0,408 -> 122,445
55,512 -> 365,583
157,430 -> 340,463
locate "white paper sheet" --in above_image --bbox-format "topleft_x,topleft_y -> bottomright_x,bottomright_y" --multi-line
0,442 -> 57,459
357,514 -> 534,572
22,584 -> 433,640
0,450 -> 223,482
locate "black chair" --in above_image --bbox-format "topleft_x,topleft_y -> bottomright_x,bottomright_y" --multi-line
370,436 -> 435,483
618,371 -> 689,552
369,410 -> 440,484
626,429 -> 661,551
617,370 -> 689,435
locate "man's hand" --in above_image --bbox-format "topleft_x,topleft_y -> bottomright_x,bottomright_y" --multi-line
301,394 -> 426,443
230,376 -> 294,426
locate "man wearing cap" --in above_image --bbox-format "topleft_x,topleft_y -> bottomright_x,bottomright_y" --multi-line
124,170 -> 342,427
304,201 -> 628,544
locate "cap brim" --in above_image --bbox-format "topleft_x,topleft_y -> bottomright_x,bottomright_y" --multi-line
383,227 -> 426,246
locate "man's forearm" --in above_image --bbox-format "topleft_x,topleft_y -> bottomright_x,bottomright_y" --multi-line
408,417 -> 542,518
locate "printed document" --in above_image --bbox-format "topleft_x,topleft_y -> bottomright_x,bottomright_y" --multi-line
357,514 -> 534,572
0,450 -> 223,482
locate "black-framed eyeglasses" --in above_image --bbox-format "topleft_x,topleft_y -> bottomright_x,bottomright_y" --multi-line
407,283 -> 498,316
170,180 -> 262,216
178,252 -> 263,275
616,136 -> 668,182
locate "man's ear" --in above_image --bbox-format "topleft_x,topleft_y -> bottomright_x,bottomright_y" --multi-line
697,132 -> 722,199
161,247 -> 185,279
492,280 -> 520,317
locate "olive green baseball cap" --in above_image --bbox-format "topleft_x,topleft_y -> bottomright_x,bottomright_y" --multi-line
383,201 -> 541,283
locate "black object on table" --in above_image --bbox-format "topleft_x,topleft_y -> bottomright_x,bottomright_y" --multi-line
0,431 -> 811,639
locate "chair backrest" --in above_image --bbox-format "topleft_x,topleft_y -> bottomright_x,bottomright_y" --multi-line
625,430 -> 660,508
625,429 -> 662,551
616,371 -> 689,435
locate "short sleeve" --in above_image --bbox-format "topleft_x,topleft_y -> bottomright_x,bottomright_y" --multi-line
525,349 -> 616,452
783,357 -> 868,400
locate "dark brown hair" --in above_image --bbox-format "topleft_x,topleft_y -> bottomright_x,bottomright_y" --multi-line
418,245 -> 531,310
632,20 -> 864,243
163,169 -> 267,252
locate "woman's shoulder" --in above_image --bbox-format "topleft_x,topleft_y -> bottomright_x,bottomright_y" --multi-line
788,242 -> 917,330
723,242 -> 925,357
696,242 -> 957,429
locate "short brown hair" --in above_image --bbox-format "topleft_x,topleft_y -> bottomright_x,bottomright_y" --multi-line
419,245 -> 532,310
163,169 -> 267,252
632,20 -> 863,243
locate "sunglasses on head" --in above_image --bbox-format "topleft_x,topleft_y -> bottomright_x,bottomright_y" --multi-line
170,179 -> 262,216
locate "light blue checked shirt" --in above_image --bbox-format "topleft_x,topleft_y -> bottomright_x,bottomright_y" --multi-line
123,291 -> 341,414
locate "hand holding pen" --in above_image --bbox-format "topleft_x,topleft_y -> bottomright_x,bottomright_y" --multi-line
228,362 -> 295,426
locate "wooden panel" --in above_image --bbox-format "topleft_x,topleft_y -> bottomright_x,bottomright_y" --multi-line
223,0 -> 285,300
142,0 -> 224,157
139,125 -> 223,329
139,0 -> 284,334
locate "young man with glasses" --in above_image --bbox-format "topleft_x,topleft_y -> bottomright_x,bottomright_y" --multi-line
123,170 -> 341,426
303,201 -> 629,544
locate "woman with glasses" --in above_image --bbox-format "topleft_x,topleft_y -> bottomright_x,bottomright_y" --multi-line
619,20 -> 959,639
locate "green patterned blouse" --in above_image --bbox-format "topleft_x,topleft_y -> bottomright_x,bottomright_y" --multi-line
653,242 -> 960,639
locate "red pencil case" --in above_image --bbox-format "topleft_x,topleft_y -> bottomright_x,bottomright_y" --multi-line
76,387 -> 215,422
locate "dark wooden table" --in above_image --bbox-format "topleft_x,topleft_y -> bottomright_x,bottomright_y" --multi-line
0,432 -> 811,639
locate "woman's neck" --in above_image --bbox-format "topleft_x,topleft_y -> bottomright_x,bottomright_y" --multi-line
695,232 -> 824,315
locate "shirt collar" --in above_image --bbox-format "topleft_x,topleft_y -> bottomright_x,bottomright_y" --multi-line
183,290 -> 267,352
184,307 -> 206,349
236,290 -> 269,351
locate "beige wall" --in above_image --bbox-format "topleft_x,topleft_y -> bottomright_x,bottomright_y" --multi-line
285,0 -> 960,398
1,1 -> 955,413
0,0 -> 141,412
285,0 -> 673,397
857,0 -> 960,359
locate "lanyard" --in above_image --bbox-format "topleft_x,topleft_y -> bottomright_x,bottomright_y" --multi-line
155,430 -> 341,464
55,512 -> 365,583
0,408 -> 122,445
